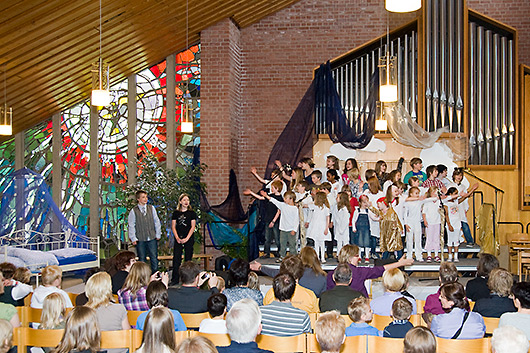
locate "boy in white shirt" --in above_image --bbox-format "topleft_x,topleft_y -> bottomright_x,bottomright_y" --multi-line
31,265 -> 73,309
295,181 -> 311,248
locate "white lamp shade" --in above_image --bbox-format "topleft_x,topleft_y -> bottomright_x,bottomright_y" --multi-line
181,121 -> 193,133
385,0 -> 421,12
91,89 -> 111,107
0,124 -> 12,135
380,84 -> 398,102
375,119 -> 388,131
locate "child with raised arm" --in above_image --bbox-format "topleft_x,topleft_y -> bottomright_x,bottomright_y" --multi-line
245,189 -> 299,261
258,180 -> 283,258
452,168 -> 479,246
250,166 -> 287,195
444,187 -> 461,262
403,186 -> 436,262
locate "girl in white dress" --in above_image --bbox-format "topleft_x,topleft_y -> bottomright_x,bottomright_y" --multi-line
306,191 -> 331,263
334,192 -> 352,256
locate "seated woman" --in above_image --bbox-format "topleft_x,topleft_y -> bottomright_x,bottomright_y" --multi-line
466,253 -> 499,301
0,272 -> 21,328
431,282 -> 485,339
118,262 -> 157,311
111,251 -> 136,295
423,262 -> 459,325
473,268 -> 516,318
370,268 -> 417,316
52,306 -> 106,353
135,307 -> 176,353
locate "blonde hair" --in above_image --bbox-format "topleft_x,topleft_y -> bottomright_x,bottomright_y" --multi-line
42,265 -> 62,286
315,311 -> 345,353
85,272 -> 114,309
247,272 -> 259,291
290,168 -> 304,190
337,192 -> 352,213
337,244 -> 359,264
13,267 -> 31,284
140,307 -> 176,353
348,297 -> 370,322
216,277 -> 226,292
300,247 -> 326,276
121,261 -> 151,298
314,191 -> 330,208
0,319 -> 12,353
382,268 -> 406,292
488,268 -> 513,297
40,293 -> 66,329
403,326 -> 436,353
425,186 -> 438,198
439,262 -> 459,284
346,167 -> 360,181
176,336 -> 217,353
52,306 -> 100,353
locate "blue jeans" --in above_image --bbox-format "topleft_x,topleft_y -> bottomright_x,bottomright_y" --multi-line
370,236 -> 380,259
382,249 -> 403,259
461,222 -> 474,244
137,239 -> 158,273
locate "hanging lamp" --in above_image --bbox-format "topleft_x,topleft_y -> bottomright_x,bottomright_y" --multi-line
91,0 -> 111,107
385,0 -> 421,13
179,0 -> 193,134
379,15 -> 398,103
375,102 -> 388,131
0,66 -> 12,136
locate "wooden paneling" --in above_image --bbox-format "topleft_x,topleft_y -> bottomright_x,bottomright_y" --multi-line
0,0 -> 300,136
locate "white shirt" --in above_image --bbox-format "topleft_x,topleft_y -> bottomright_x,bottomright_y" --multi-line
270,198 -> 299,232
31,285 -> 73,309
422,199 -> 441,225
127,204 -> 162,243
199,318 -> 227,334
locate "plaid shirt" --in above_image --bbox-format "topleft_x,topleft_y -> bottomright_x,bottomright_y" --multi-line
421,178 -> 445,190
118,286 -> 149,311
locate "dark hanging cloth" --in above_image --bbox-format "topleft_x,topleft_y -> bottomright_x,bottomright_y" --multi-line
204,169 -> 247,222
315,61 -> 379,149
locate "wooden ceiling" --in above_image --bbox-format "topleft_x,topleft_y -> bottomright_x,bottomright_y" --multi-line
0,0 -> 300,134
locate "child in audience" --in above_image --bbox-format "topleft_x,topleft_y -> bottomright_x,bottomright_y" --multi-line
422,165 -> 447,194
403,158 -> 427,185
135,307 -> 177,353
52,306 -> 102,353
352,195 -> 371,262
199,293 -> 227,334
345,297 -> 381,337
375,160 -> 388,188
306,191 -> 331,263
40,292 -> 66,330
423,262 -> 459,324
31,265 -> 73,309
13,267 -> 31,285
247,272 -> 259,291
404,326 -> 437,353
444,187 -> 462,262
334,192 -> 352,256
383,297 -> 414,338
0,263 -> 32,306
422,186 -> 442,262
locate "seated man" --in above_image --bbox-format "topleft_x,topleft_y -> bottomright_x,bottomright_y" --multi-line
263,255 -> 318,313
223,259 -> 263,311
492,326 -> 530,353
314,311 -> 346,353
217,298 -> 273,353
260,273 -> 311,336
136,280 -> 186,331
167,261 -> 219,313
319,264 -> 363,314
31,265 -> 73,309
499,282 -> 530,339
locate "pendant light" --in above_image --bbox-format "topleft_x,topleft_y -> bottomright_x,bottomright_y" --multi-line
180,0 -> 193,134
91,0 -> 111,107
379,17 -> 398,103
385,0 -> 421,13
0,66 -> 12,136
375,102 -> 388,131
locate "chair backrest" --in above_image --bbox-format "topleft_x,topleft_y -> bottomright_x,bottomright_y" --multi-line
127,310 -> 147,328
67,292 -> 79,305
132,329 -> 143,351
307,333 -> 367,353
18,306 -> 73,327
181,312 -> 210,329
14,327 -> 64,352
24,293 -> 32,306
340,314 -> 354,327
436,337 -> 491,353
256,334 -> 307,353
371,314 -> 394,331
309,312 -> 318,330
482,317 -> 500,334
100,329 -> 134,351
416,299 -> 425,314
469,301 -> 475,310
367,335 -> 404,353
193,331 -> 232,346
175,330 -> 190,345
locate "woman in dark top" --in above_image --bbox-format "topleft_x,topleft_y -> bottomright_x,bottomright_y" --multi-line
170,194 -> 197,285
466,253 -> 499,301
52,306 -> 107,353
473,268 -> 516,318
111,251 -> 136,295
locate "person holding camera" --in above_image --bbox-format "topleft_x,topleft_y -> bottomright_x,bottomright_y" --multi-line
168,261 -> 219,313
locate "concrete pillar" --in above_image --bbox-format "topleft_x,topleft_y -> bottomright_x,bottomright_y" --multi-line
166,54 -> 176,170
128,75 -> 137,186
89,106 -> 100,240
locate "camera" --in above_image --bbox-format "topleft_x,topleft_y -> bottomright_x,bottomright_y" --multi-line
201,272 -> 210,280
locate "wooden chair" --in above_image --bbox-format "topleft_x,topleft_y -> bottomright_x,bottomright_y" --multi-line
113,294 -> 119,303
181,312 -> 210,329
127,310 -> 147,328
17,306 -> 42,327
483,317 -> 500,334
193,332 -> 232,346
340,314 -> 353,327
255,334 -> 307,353
132,329 -> 144,351
67,292 -> 79,305
309,312 -> 318,330
469,301 -> 475,310
371,314 -> 394,331
436,337 -> 491,353
416,299 -> 426,314
175,331 -> 190,345
409,314 -> 421,326
100,329 -> 134,351
367,335 -> 404,353
14,327 -> 64,352
307,333 -> 367,353
24,293 -> 32,306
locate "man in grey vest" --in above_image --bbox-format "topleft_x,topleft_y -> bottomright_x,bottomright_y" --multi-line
128,190 -> 161,273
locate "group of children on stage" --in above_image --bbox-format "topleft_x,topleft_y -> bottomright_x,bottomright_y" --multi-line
245,155 -> 478,263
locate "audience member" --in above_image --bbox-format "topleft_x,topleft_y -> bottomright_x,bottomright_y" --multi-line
319,264 -> 362,314
473,268 -> 516,318
0,319 -> 12,353
260,273 -> 311,336
167,261 -> 219,313
111,251 -> 136,294
345,297 -> 381,337
118,262 -> 160,311
499,282 -> 530,339
136,280 -> 186,331
423,262 -> 459,320
370,268 -> 417,316
223,259 -> 263,311
431,282 -> 485,339
492,326 -> 530,353
51,306 -> 105,353
247,272 -> 259,291
75,267 -> 102,306
263,255 -> 318,313
383,297 -> 414,338
326,245 -> 413,297
217,277 -> 226,292
466,253 -> 499,301
403,326 -> 436,353
40,292 -> 66,329
0,262 -> 32,306
134,307 -> 176,353
13,267 -> 31,285
217,298 -> 273,353
199,293 -> 227,334
0,281 -> 19,328
31,265 -> 73,309
176,336 -> 218,353
314,311 -> 346,353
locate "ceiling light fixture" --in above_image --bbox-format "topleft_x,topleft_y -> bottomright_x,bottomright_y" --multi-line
385,0 -> 421,13
0,66 -> 12,136
91,0 -> 111,107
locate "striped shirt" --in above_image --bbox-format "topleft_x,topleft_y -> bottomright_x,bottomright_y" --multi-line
260,301 -> 311,337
